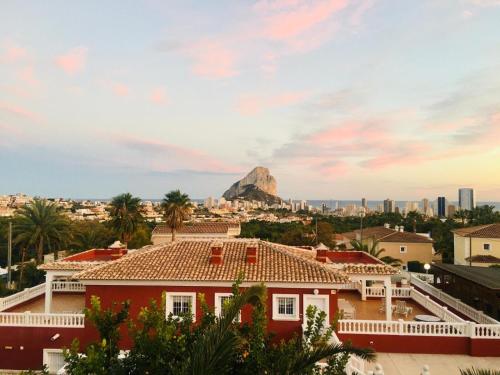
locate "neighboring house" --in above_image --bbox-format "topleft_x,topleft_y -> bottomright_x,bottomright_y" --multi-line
151,222 -> 241,245
452,224 -> 500,267
341,224 -> 435,270
432,263 -> 500,320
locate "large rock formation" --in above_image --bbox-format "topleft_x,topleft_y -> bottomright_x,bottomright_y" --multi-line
223,167 -> 281,204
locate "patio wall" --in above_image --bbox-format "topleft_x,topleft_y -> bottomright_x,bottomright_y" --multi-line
0,326 -> 85,370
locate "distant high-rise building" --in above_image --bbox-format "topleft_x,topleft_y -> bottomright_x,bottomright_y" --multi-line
300,200 -> 307,211
321,203 -> 328,214
383,199 -> 395,213
447,204 -> 456,218
422,198 -> 429,214
458,188 -> 475,210
361,198 -> 367,209
204,196 -> 216,209
437,197 -> 446,217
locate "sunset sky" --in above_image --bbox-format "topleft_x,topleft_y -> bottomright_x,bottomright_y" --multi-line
1,0 -> 500,200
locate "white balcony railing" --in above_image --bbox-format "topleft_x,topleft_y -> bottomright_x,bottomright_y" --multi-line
0,312 -> 85,327
338,319 -> 468,337
365,287 -> 412,298
473,324 -> 500,338
52,281 -> 86,292
0,283 -> 46,312
409,275 -> 499,324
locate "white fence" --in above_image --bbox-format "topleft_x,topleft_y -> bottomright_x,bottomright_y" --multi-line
52,281 -> 85,292
473,324 -> 500,338
365,287 -> 412,298
0,283 -> 46,311
409,275 -> 499,324
410,288 -> 465,322
338,319 -> 468,337
0,312 -> 85,327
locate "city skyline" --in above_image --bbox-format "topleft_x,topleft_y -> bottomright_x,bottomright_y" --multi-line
2,1 -> 500,199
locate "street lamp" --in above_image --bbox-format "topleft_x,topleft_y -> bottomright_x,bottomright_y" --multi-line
424,263 -> 430,274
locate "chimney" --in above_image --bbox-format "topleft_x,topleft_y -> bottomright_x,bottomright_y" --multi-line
246,243 -> 257,264
399,226 -> 404,232
210,242 -> 223,265
384,223 -> 390,229
316,249 -> 328,263
394,225 -> 399,232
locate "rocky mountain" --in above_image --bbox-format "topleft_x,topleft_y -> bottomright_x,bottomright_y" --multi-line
223,167 -> 281,204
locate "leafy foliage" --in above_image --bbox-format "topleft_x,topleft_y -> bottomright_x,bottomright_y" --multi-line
64,281 -> 374,375
13,198 -> 71,264
161,190 -> 193,241
108,193 -> 143,246
459,368 -> 500,375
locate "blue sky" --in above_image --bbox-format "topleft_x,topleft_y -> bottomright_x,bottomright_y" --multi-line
1,0 -> 500,200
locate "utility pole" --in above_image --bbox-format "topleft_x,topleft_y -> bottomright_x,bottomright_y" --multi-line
7,221 -> 12,288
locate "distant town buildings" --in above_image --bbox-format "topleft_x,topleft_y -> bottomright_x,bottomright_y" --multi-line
459,188 -> 475,211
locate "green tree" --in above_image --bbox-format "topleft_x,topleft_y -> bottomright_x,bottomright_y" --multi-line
64,296 -> 130,375
161,190 -> 193,242
70,221 -> 116,252
108,193 -> 142,248
13,199 -> 70,264
350,239 -> 401,267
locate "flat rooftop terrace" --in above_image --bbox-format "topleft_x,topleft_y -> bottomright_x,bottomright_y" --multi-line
7,294 -> 85,314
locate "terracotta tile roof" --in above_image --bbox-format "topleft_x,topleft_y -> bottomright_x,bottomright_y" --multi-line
341,226 -> 433,243
342,264 -> 399,275
152,222 -> 240,235
39,261 -> 107,271
452,224 -> 500,238
75,240 -> 349,284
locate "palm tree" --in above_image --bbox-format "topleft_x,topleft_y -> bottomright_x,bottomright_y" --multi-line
351,239 -> 402,267
108,193 -> 142,248
161,190 -> 193,242
14,199 -> 70,264
460,368 -> 500,375
454,209 -> 470,226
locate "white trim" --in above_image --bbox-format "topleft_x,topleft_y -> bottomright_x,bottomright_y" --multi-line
303,294 -> 329,325
399,245 -> 408,253
214,293 -> 241,322
272,294 -> 300,321
483,243 -> 491,251
165,292 -> 197,322
80,279 -> 343,289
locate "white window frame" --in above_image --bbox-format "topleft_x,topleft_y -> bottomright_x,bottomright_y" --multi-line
215,292 -> 241,322
272,294 -> 300,321
483,243 -> 491,251
399,245 -> 407,253
166,292 -> 197,322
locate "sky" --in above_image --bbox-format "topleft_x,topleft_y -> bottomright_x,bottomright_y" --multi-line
1,0 -> 500,201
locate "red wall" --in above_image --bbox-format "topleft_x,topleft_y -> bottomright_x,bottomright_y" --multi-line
0,326 -> 85,370
85,284 -> 338,345
338,333 -> 469,355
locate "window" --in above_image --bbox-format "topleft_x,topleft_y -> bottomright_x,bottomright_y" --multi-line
484,243 -> 491,251
166,292 -> 196,321
399,246 -> 407,253
401,264 -> 408,271
272,294 -> 299,321
215,293 -> 241,322
172,296 -> 191,315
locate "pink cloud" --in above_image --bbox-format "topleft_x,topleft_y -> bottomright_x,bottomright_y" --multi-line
186,40 -> 238,79
16,66 -> 40,87
258,0 -> 348,41
55,46 -> 88,75
237,91 -> 308,115
350,0 -> 376,26
150,87 -> 168,105
0,101 -> 42,123
114,134 -> 242,174
1,41 -> 27,63
111,82 -> 130,97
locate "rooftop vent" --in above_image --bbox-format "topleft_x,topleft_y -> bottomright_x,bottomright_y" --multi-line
246,243 -> 258,264
210,242 -> 223,265
316,249 -> 328,263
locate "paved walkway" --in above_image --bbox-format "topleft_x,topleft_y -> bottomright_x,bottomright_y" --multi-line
365,353 -> 500,374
